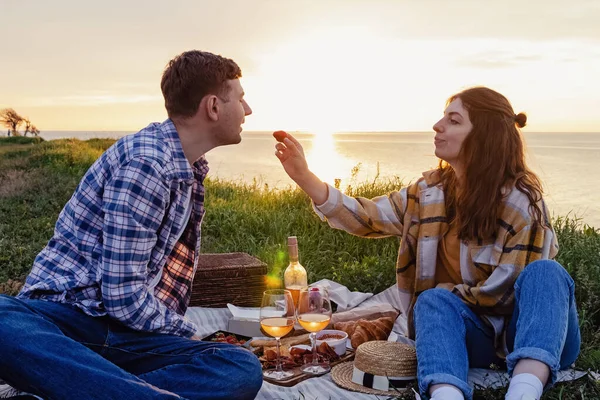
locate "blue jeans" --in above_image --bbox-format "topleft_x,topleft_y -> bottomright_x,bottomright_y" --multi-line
0,296 -> 263,400
413,260 -> 581,400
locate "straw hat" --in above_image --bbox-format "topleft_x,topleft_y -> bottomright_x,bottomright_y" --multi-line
331,340 -> 417,396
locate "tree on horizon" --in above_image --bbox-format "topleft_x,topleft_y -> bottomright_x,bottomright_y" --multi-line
0,108 -> 24,135
1,108 -> 40,136
24,117 -> 32,136
30,124 -> 40,136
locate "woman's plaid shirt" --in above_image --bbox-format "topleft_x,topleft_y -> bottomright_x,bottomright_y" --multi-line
315,169 -> 558,354
18,120 -> 206,337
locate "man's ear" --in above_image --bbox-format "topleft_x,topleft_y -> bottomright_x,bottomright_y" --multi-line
203,95 -> 219,122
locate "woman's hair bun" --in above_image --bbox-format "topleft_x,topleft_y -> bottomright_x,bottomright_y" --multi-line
514,112 -> 527,128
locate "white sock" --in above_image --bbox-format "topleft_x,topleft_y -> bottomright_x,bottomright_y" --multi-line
431,385 -> 465,400
505,373 -> 543,400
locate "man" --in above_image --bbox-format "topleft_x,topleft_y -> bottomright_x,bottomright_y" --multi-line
0,50 -> 262,400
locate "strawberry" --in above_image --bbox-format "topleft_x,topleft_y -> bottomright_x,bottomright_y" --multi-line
273,130 -> 287,142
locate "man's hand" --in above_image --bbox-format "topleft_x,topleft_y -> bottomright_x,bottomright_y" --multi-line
190,335 -> 202,340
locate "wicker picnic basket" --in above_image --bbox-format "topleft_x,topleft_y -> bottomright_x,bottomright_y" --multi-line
189,252 -> 268,308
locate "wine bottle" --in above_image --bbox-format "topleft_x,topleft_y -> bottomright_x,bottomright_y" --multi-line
283,236 -> 308,307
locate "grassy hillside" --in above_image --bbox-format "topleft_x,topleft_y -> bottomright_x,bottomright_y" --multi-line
0,137 -> 598,399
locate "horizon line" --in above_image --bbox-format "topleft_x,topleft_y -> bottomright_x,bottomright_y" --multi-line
35,129 -> 600,134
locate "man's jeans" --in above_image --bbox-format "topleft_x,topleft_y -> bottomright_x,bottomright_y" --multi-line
0,296 -> 263,400
414,260 -> 581,400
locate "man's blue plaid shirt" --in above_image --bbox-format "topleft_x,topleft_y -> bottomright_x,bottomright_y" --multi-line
18,119 -> 207,337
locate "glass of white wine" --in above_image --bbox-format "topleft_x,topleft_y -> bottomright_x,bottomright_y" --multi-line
259,289 -> 296,380
296,285 -> 333,374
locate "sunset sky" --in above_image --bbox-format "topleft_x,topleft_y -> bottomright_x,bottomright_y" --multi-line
1,0 -> 599,133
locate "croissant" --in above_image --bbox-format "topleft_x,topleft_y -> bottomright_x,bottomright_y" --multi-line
334,319 -> 362,337
350,317 -> 394,348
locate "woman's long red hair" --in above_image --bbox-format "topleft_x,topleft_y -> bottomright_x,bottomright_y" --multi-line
439,87 -> 544,241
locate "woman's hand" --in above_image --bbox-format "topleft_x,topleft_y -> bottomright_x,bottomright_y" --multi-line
273,130 -> 328,205
273,131 -> 309,182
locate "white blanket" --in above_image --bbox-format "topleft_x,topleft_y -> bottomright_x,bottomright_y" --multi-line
185,282 -> 589,400
0,283 -> 590,400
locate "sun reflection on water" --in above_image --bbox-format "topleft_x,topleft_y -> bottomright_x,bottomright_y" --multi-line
305,130 -> 354,187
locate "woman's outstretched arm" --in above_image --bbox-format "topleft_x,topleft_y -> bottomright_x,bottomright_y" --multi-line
273,130 -> 407,238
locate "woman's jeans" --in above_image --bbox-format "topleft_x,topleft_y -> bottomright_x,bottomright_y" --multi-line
414,260 -> 581,400
0,296 -> 263,400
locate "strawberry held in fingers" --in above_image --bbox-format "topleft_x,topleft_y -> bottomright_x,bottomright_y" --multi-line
273,130 -> 287,142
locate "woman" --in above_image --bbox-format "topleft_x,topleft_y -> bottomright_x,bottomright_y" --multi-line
273,87 -> 580,400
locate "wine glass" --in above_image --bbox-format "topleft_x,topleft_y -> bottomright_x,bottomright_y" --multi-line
259,289 -> 296,380
296,285 -> 333,374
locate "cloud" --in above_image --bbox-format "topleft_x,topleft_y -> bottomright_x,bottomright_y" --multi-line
457,54 -> 544,69
451,39 -> 600,70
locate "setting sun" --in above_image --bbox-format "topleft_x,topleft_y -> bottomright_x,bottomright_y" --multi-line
304,130 -> 354,186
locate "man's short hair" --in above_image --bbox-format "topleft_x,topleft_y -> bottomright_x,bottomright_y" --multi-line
161,50 -> 242,119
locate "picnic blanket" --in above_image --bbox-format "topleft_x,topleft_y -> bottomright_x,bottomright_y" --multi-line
185,281 -> 590,400
0,282 -> 591,400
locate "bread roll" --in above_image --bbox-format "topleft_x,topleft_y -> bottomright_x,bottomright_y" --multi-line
330,304 -> 399,325
250,333 -> 310,348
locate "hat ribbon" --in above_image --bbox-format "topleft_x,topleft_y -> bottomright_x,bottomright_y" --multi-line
351,366 -> 414,391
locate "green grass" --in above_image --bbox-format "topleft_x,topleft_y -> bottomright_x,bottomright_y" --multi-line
0,136 -> 44,146
0,137 -> 598,399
